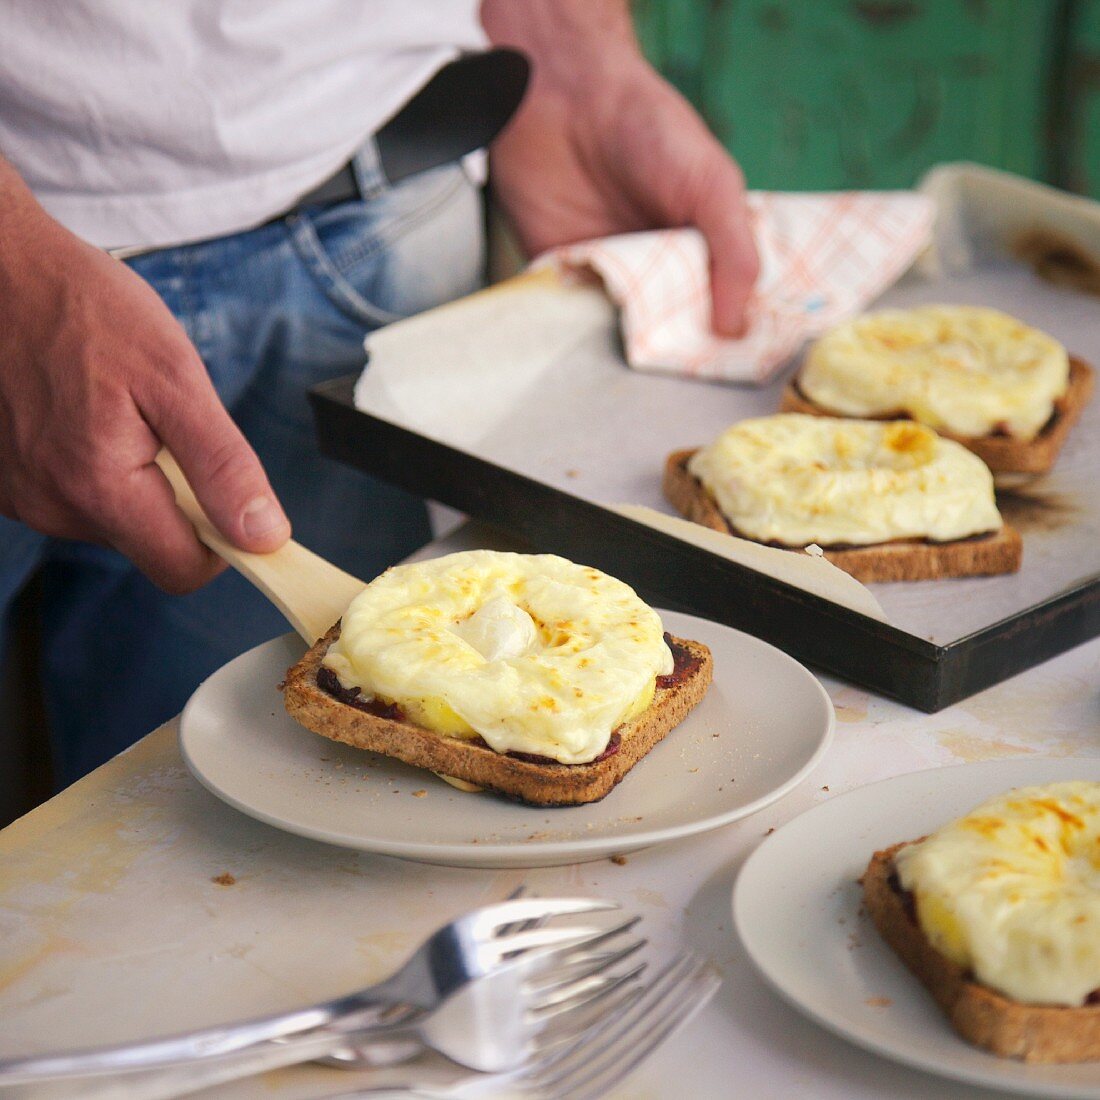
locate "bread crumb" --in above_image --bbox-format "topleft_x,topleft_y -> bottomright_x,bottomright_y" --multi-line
765,827 -> 775,836
609,854 -> 628,866
566,468 -> 580,478
865,996 -> 892,1008
212,873 -> 236,886
821,785 -> 830,792
689,767 -> 699,774
412,789 -> 427,798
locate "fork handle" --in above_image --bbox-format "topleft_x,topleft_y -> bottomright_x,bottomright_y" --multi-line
0,997 -> 410,1084
0,1031 -> 365,1100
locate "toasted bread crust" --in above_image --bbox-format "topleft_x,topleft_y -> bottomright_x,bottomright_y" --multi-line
862,843 -> 1100,1062
662,450 -> 1022,583
283,624 -> 713,806
779,356 -> 1094,475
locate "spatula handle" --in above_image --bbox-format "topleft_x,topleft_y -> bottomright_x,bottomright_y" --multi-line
156,452 -> 364,643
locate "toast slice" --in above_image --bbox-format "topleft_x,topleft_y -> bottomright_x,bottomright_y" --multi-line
862,842 -> 1100,1062
283,623 -> 713,807
663,449 -> 1022,583
780,356 -> 1094,477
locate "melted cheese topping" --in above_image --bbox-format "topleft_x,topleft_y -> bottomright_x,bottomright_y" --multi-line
801,305 -> 1069,441
896,782 -> 1100,1006
687,414 -> 1003,547
322,550 -> 673,764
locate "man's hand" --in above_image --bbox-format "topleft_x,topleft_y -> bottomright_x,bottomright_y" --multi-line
0,163 -> 291,593
482,0 -> 759,336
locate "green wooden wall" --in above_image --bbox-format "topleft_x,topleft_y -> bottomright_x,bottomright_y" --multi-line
635,0 -> 1097,198
1068,0 -> 1100,194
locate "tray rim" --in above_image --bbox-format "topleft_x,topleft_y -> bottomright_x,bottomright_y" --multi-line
309,375 -> 1100,712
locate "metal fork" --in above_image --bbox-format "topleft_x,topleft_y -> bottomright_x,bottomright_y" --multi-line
318,952 -> 720,1099
320,915 -> 647,1072
0,896 -> 618,1086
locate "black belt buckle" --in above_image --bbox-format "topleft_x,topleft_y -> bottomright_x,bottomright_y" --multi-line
290,47 -> 529,214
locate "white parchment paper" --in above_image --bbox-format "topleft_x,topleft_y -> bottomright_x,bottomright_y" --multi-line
355,178 -> 1100,646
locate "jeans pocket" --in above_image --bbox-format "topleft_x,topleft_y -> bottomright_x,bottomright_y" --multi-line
288,163 -> 485,329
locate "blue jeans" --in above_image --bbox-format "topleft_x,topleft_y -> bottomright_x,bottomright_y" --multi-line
0,144 -> 484,787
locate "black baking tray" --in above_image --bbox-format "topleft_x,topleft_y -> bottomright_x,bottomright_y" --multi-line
310,374 -> 1100,712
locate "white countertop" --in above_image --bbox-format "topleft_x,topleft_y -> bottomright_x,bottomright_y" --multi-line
2,523 -> 1099,1099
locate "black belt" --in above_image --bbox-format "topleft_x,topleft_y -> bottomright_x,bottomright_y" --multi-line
288,48 -> 529,213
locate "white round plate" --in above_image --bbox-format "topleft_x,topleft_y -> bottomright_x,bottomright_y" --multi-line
733,757 -> 1100,1098
180,608 -> 833,868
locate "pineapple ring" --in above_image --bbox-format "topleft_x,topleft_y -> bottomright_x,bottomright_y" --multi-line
896,782 -> 1100,1006
322,550 -> 672,765
688,413 -> 1003,547
800,305 -> 1068,440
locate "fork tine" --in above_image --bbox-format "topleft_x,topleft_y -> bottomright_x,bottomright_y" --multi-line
566,969 -> 720,1100
527,938 -> 647,1005
485,922 -> 613,962
529,961 -> 648,1042
530,958 -> 690,1088
503,913 -> 641,962
518,914 -> 641,967
527,955 -> 701,1082
482,897 -> 618,933
495,885 -> 576,958
495,884 -> 535,938
532,955 -> 719,1100
490,913 -> 640,966
529,954 -> 647,1025
519,982 -> 645,1075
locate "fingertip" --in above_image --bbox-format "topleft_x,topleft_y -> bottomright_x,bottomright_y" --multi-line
708,231 -> 761,334
709,273 -> 754,338
700,201 -> 760,339
239,494 -> 292,552
710,294 -> 746,338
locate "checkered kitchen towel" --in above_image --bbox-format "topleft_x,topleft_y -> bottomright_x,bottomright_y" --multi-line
537,191 -> 936,384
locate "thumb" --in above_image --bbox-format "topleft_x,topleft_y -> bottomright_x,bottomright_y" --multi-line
143,369 -> 291,553
692,159 -> 760,338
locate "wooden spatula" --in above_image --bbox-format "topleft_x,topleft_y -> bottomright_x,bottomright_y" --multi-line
156,452 -> 364,643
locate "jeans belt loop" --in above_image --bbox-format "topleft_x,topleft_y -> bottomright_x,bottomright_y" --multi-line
351,136 -> 388,203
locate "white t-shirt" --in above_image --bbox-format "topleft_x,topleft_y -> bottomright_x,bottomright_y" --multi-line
0,1 -> 485,249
